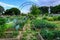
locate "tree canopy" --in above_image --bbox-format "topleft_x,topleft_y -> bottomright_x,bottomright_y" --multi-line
30,5 -> 41,15
51,5 -> 60,14
39,6 -> 48,14
4,8 -> 21,15
39,5 -> 60,14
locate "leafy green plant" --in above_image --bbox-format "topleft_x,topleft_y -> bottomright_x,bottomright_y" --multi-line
0,17 -> 7,25
40,30 -> 60,40
30,5 -> 41,16
53,16 -> 60,21
0,17 -> 7,38
42,16 -> 47,20
43,16 -> 54,21
17,16 -> 28,30
4,22 -> 15,29
0,25 -> 5,38
57,16 -> 60,20
31,19 -> 56,29
53,16 -> 58,21
47,17 -> 54,21
53,30 -> 60,38
45,13 -> 49,16
40,29 -> 55,40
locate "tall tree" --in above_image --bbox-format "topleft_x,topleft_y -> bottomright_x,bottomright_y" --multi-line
30,5 -> 41,16
39,6 -> 49,14
0,6 -> 4,15
4,8 -> 21,15
51,5 -> 60,14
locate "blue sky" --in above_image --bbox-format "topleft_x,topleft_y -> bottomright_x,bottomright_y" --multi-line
0,0 -> 60,13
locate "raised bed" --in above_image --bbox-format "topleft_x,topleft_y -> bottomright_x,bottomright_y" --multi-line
0,31 -> 22,40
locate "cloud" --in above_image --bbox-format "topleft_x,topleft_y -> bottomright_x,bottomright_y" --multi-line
0,2 -> 18,8
53,0 -> 60,6
22,0 -> 60,13
21,5 -> 31,14
28,0 -> 60,6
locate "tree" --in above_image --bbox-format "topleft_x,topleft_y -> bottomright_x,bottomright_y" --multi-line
0,6 -> 4,15
4,8 -> 21,15
39,6 -> 49,14
4,9 -> 13,15
51,5 -> 60,14
30,5 -> 41,16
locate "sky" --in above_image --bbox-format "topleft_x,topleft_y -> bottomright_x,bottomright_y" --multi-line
0,0 -> 60,13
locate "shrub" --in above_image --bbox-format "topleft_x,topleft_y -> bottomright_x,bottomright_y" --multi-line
0,25 -> 5,37
42,16 -> 47,20
53,30 -> 60,38
57,16 -> 60,20
31,19 -> 56,29
28,14 -> 35,20
0,17 -> 9,38
53,16 -> 60,21
0,17 -> 7,37
4,22 -> 15,29
47,17 -> 54,21
53,16 -> 58,21
43,16 -> 54,21
40,29 -> 55,40
0,17 -> 7,25
40,30 -> 60,40
45,13 -> 49,16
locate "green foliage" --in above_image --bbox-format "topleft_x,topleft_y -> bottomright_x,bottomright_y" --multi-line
45,13 -> 49,16
4,22 -> 15,29
16,16 -> 28,30
51,5 -> 60,13
28,14 -> 35,20
30,5 -> 41,15
0,17 -> 7,37
0,17 -> 6,25
57,16 -> 60,20
53,16 -> 58,21
40,29 -> 55,40
22,30 -> 38,40
43,16 -> 60,21
40,30 -> 60,40
46,17 -> 54,21
53,30 -> 60,38
53,16 -> 60,21
43,16 -> 54,21
4,8 -> 20,15
39,6 -> 48,14
0,6 -> 4,14
42,16 -> 47,20
31,19 -> 56,29
38,5 -> 60,14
